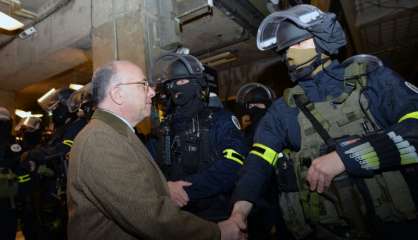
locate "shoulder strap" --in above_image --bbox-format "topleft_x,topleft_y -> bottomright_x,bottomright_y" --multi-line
294,94 -> 335,147
333,61 -> 369,104
283,85 -> 305,108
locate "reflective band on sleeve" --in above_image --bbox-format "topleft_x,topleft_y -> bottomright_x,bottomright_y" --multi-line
250,143 -> 283,166
398,111 -> 418,123
17,174 -> 31,183
63,139 -> 74,147
223,149 -> 244,165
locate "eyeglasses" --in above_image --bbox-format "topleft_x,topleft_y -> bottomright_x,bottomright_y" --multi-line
116,80 -> 150,90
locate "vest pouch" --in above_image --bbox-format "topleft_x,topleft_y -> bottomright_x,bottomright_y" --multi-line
275,156 -> 299,192
365,171 -> 417,221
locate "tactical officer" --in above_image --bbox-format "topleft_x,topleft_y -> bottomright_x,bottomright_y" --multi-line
0,107 -> 21,240
236,83 -> 282,240
25,88 -> 88,239
229,4 -> 418,239
15,116 -> 43,240
236,83 -> 276,147
152,53 -> 248,222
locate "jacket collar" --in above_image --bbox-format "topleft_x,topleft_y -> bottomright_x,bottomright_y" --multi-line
92,109 -> 131,137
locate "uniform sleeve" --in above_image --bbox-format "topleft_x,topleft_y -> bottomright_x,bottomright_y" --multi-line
184,111 -> 248,200
59,118 -> 87,152
79,131 -> 220,240
336,67 -> 418,176
232,99 -> 299,204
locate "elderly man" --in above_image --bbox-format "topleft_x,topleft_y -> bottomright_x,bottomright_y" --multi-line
67,61 -> 246,240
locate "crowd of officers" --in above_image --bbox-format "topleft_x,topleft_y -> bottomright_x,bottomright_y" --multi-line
0,88 -> 92,240
1,4 -> 418,240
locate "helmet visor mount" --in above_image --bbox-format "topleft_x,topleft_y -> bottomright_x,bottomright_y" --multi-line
257,4 -> 324,51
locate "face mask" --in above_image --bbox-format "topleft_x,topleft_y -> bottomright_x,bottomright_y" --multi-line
286,47 -> 317,69
170,80 -> 201,106
286,47 -> 323,82
248,107 -> 266,124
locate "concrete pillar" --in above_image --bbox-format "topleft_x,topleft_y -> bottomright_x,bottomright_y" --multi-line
91,0 -> 180,134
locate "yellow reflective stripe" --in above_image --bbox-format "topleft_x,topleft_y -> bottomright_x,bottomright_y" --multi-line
17,174 -> 31,183
250,143 -> 283,166
398,111 -> 418,123
223,149 -> 244,165
63,139 -> 74,147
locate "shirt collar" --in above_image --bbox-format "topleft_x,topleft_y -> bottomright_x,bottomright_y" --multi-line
98,108 -> 135,133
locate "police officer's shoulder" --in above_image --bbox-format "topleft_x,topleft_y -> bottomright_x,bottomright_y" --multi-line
366,62 -> 407,90
211,108 -> 242,130
268,97 -> 298,114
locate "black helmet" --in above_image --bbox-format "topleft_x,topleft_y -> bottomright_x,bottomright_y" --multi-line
237,83 -> 276,109
38,88 -> 74,113
151,53 -> 205,87
257,4 -> 346,55
38,88 -> 75,125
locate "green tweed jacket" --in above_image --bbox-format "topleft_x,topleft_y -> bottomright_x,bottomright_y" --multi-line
67,109 -> 220,240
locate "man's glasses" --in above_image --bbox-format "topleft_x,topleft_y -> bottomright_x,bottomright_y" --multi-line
116,80 -> 150,90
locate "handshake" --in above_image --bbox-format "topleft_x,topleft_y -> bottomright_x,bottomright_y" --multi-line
167,181 -> 251,240
217,201 -> 253,240
218,210 -> 248,240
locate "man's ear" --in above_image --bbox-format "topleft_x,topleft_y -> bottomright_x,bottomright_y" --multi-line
109,85 -> 123,105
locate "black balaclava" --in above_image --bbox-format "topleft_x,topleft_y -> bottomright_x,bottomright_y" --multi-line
169,79 -> 204,118
248,107 -> 266,125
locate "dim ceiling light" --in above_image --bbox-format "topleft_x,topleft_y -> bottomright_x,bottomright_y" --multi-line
69,84 -> 84,91
15,109 -> 31,118
37,88 -> 56,103
0,11 -> 23,31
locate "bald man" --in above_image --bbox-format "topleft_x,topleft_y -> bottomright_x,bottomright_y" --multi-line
67,61 -> 245,240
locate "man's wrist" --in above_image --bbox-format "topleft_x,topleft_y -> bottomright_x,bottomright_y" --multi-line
232,200 -> 253,218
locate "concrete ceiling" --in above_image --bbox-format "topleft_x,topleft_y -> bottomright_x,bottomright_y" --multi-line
0,0 -> 91,110
1,0 -> 418,113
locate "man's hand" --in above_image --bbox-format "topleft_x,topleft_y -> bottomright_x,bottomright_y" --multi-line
218,218 -> 247,240
167,180 -> 192,207
217,200 -> 252,240
306,151 -> 346,193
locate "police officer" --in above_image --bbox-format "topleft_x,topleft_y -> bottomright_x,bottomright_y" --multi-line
15,116 -> 43,240
236,83 -> 276,147
228,4 -> 418,239
236,83 -> 282,240
152,53 -> 248,222
26,88 -> 88,239
0,107 -> 21,240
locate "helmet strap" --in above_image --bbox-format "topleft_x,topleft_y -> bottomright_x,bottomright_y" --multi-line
288,53 -> 329,82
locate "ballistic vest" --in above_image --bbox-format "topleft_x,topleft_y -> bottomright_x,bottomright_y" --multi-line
280,62 -> 416,239
158,108 -> 231,221
159,108 -> 215,180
